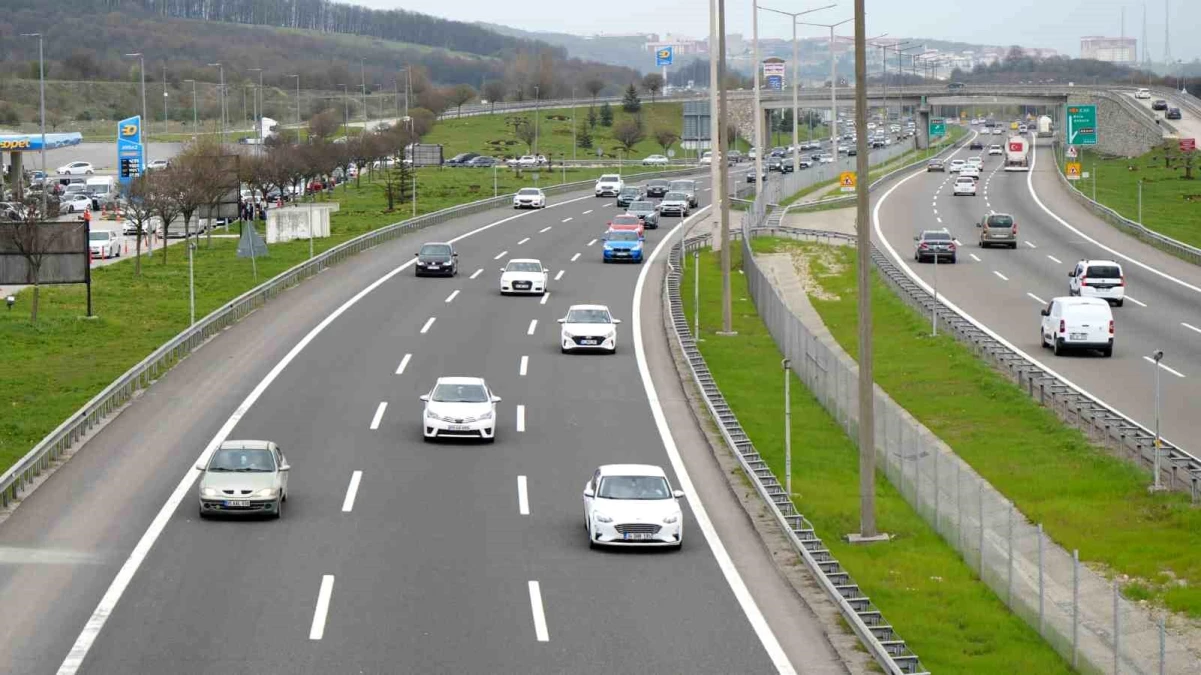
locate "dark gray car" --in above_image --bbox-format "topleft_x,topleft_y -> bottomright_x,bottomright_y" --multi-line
626,200 -> 660,229
415,242 -> 459,277
914,229 -> 957,263
616,186 -> 643,208
668,179 -> 698,207
645,179 -> 671,198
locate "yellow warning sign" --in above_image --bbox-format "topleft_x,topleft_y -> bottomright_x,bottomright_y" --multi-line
1065,162 -> 1082,181
839,171 -> 857,192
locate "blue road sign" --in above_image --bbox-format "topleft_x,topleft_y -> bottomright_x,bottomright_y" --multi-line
656,47 -> 674,67
766,75 -> 784,91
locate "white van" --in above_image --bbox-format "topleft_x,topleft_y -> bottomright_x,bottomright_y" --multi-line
1040,296 -> 1114,357
1068,259 -> 1125,306
85,176 -> 116,199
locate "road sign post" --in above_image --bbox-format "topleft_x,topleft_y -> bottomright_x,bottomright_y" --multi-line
1066,145 -> 1078,159
839,171 -> 856,193
1181,138 -> 1196,153
928,118 -> 946,138
1065,162 -> 1082,181
1065,105 -> 1097,146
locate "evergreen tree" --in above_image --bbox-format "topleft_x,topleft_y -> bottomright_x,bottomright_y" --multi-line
577,123 -> 593,150
599,102 -> 614,127
587,107 -> 598,130
621,84 -> 641,113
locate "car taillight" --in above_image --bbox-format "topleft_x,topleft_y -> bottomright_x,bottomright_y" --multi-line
1059,320 -> 1066,333
1120,275 -> 1126,287
1012,223 -> 1017,234
1109,320 -> 1115,335
948,242 -> 957,250
1080,276 -> 1087,286
919,243 -> 928,249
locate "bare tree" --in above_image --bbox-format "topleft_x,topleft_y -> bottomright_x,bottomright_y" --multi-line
0,196 -> 69,321
612,119 -> 646,156
308,109 -> 340,141
482,80 -> 507,114
641,73 -> 664,105
654,128 -> 679,155
584,77 -> 605,107
448,84 -> 476,118
512,117 -> 536,153
122,174 -> 160,276
148,169 -> 182,264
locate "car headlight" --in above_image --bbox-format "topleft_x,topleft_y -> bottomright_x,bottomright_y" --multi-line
201,487 -> 220,497
663,513 -> 680,524
478,410 -> 493,421
562,330 -> 574,338
254,488 -> 280,498
594,513 -> 613,523
605,330 -> 617,339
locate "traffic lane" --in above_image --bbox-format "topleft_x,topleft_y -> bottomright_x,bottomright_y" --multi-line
0,193 -> 597,675
1128,92 -> 1201,140
880,157 -> 1200,446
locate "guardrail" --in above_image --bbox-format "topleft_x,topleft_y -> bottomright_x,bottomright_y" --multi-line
0,165 -> 704,510
1048,140 -> 1201,267
665,231 -> 925,675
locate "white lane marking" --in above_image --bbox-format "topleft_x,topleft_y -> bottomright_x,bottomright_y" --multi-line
540,226 -> 552,233
395,353 -> 412,375
55,194 -> 596,675
309,575 -> 335,640
518,237 -> 530,245
1125,296 -> 1148,307
540,292 -> 550,305
519,355 -> 529,376
1182,322 -> 1201,335
554,270 -> 565,281
936,217 -> 942,223
528,581 -> 549,642
494,250 -> 508,260
420,317 -> 436,334
470,268 -> 484,279
1047,255 -> 1063,264
527,319 -> 538,335
1026,144 -> 1201,295
582,209 -> 593,215
341,471 -> 363,513
444,290 -> 460,303
993,270 -> 1010,282
633,205 -> 796,674
1143,356 -> 1186,378
587,239 -> 597,247
517,476 -> 530,515
1024,241 -> 1037,249
369,402 -> 388,430
561,217 -> 573,223
516,405 -> 526,432
969,253 -> 981,262
1027,292 -> 1047,304
932,208 -> 938,215
570,253 -> 581,262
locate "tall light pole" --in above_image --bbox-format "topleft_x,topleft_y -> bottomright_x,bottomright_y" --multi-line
360,58 -> 368,131
183,79 -> 198,130
21,33 -> 46,216
760,4 -> 835,173
709,0 -> 720,208
337,84 -> 349,137
162,63 -> 169,136
800,19 -> 853,160
1150,349 -> 1165,492
571,87 -> 577,162
534,84 -> 541,156
752,0 -> 762,192
289,74 -> 301,129
397,65 -> 412,120
717,0 -> 733,335
207,63 -> 225,146
125,52 -> 147,138
249,68 -> 264,153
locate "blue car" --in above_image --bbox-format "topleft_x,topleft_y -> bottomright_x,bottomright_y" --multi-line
602,229 -> 644,264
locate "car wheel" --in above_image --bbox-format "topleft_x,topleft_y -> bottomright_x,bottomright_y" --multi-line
671,540 -> 683,552
1102,346 -> 1114,358
1010,243 -> 1018,249
1114,299 -> 1124,307
1053,338 -> 1064,356
607,346 -> 617,355
198,505 -> 209,520
1039,331 -> 1048,348
272,498 -> 283,519
950,256 -> 957,264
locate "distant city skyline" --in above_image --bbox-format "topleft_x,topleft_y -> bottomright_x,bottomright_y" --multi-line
356,0 -> 1200,63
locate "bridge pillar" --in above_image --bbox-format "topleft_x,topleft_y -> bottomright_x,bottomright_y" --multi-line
915,107 -> 931,150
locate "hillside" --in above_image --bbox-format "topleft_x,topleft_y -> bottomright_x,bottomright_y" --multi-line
478,23 -> 654,76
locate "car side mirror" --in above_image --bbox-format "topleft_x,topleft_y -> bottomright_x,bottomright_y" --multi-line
499,268 -> 506,272
419,394 -> 430,402
612,318 -> 622,324
976,222 -> 983,228
1040,309 -> 1050,317
557,318 -> 566,323
414,252 -> 419,257
1068,271 -> 1075,277
279,464 -> 290,472
452,252 -> 458,257
491,395 -> 502,403
913,236 -> 920,241
672,490 -> 685,499
195,463 -> 205,471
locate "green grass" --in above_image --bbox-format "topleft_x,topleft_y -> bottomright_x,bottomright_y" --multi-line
1071,147 -> 1201,248
0,163 -> 664,472
764,238 -> 1201,617
679,245 -> 1072,673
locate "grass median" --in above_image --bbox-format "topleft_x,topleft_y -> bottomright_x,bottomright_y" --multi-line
1072,146 -> 1201,248
679,243 -> 1070,673
757,237 -> 1201,618
0,164 -> 666,472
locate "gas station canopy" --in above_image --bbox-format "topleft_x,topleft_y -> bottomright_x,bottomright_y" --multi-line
0,132 -> 83,152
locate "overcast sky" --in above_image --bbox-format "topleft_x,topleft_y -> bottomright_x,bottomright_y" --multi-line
356,0 -> 1199,62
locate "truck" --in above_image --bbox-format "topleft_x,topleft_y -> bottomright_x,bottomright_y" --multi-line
1004,135 -> 1030,171
1036,115 -> 1053,137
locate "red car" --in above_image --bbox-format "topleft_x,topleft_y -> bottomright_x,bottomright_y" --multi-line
607,214 -> 645,237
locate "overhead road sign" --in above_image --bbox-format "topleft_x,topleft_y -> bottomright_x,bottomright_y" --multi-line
839,172 -> 857,192
1065,105 -> 1097,146
1065,162 -> 1082,180
656,47 -> 674,67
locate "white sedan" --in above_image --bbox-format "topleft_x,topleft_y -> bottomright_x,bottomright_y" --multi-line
512,187 -> 546,209
953,176 -> 978,196
88,230 -> 122,258
642,154 -> 669,166
988,144 -> 1003,156
948,159 -> 965,173
583,464 -> 684,549
56,161 -> 95,175
500,258 -> 548,295
559,304 -> 620,354
959,165 -> 981,180
420,377 -> 501,443
63,195 -> 93,213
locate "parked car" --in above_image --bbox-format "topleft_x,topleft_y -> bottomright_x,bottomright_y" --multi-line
466,156 -> 497,167
88,229 -> 122,258
445,152 -> 480,167
56,161 -> 94,176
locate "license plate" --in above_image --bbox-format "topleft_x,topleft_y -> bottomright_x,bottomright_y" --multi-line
515,283 -> 531,289
580,339 -> 597,345
448,425 -> 471,431
625,533 -> 653,541
224,500 -> 250,507
1070,332 -> 1087,340
615,251 -> 629,256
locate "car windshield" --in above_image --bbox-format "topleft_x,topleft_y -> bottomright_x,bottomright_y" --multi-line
565,308 -> 611,323
597,475 -> 672,500
923,231 -> 952,241
951,160 -> 964,165
986,215 -> 1014,227
420,244 -> 451,257
629,201 -> 654,211
208,448 -> 275,472
669,181 -> 692,191
431,383 -> 489,403
88,232 -> 111,241
956,177 -> 975,183
612,216 -> 640,225
620,188 -> 639,194
649,180 -> 669,187
506,261 -> 542,273
599,175 -> 620,182
664,192 -> 686,201
517,188 -> 541,196
1086,265 -> 1121,278
607,231 -> 640,242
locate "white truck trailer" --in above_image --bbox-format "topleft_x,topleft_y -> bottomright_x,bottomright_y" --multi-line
1004,135 -> 1031,171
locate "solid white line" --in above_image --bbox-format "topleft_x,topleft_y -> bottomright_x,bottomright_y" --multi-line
395,353 -> 412,375
570,253 -> 581,262
993,270 -> 1009,281
519,355 -> 529,376
632,205 -> 796,674
55,194 -> 597,675
561,217 -> 573,223
470,268 -> 483,279
444,290 -> 460,303
1144,356 -> 1186,378
554,270 -> 564,281
516,405 -> 526,432
1125,296 -> 1148,307
309,575 -> 335,640
494,250 -> 508,260
341,471 -> 363,513
527,319 -> 537,335
1027,292 -> 1047,304
1047,255 -> 1063,264
1024,241 -> 1037,248
969,253 -> 981,262
528,581 -> 549,642
369,402 -> 388,430
420,317 -> 436,334
518,237 -> 530,245
540,292 -> 550,305
517,476 -> 530,515
587,238 -> 597,246
539,226 -> 552,233
582,209 -> 593,215
1182,322 -> 1201,335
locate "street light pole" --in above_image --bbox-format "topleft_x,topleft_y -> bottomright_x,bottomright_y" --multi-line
760,4 -> 835,174
360,58 -> 368,131
249,68 -> 264,154
534,84 -> 541,156
207,63 -> 225,145
572,87 -> 577,162
1151,349 -> 1165,492
338,84 -> 349,137
752,0 -> 762,193
126,52 -> 147,136
289,74 -> 301,130
800,18 -> 854,161
162,64 -> 169,136
184,79 -> 198,130
21,33 -> 46,216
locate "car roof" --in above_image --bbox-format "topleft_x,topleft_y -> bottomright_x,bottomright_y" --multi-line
434,376 -> 487,386
421,241 -> 452,247
218,439 -> 275,451
1051,296 -> 1111,307
1080,259 -> 1121,267
506,258 -> 542,264
568,303 -> 611,312
598,463 -> 668,478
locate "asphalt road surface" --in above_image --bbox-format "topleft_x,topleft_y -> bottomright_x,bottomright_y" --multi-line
1126,89 -> 1201,141
31,142 -> 185,175
874,130 -> 1201,454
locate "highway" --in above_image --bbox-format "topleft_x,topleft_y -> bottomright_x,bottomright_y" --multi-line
1127,89 -> 1201,141
0,165 -> 862,674
873,129 -> 1201,452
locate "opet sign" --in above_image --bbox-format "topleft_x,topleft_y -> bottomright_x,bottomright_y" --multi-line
0,139 -> 32,150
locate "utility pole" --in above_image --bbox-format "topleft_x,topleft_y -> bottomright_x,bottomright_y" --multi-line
717,0 -> 733,336
162,63 -> 169,136
208,63 -> 225,146
290,74 -> 301,129
752,0 -> 763,195
760,4 -> 835,173
21,33 -> 46,216
534,84 -> 541,156
360,58 -> 368,131
184,79 -> 198,130
572,87 -> 577,162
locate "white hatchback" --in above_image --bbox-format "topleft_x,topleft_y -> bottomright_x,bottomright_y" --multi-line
583,464 -> 684,549
500,258 -> 548,295
988,144 -> 1003,156
559,304 -> 620,353
1068,259 -> 1126,306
